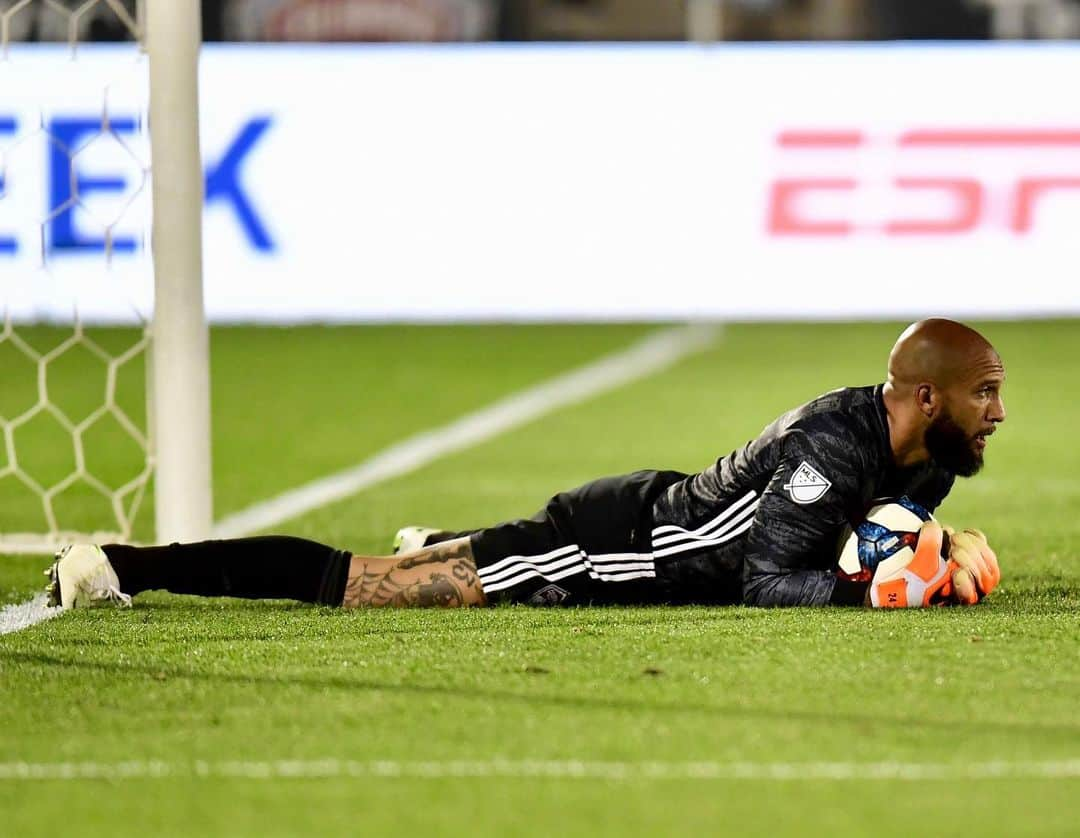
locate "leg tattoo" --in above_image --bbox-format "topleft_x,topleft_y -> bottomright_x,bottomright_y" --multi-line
342,537 -> 486,608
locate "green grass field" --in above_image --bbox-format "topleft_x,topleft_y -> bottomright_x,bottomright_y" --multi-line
2,321 -> 1079,836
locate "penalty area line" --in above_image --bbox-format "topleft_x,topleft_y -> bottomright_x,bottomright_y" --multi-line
211,324 -> 719,538
1,758 -> 1080,782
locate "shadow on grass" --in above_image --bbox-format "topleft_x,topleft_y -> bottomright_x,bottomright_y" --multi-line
3,648 -> 1079,741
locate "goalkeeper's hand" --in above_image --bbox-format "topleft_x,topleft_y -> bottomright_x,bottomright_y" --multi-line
939,527 -> 1001,604
868,521 -> 997,608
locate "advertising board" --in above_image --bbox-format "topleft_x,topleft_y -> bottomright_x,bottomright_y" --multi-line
3,44 -> 1079,321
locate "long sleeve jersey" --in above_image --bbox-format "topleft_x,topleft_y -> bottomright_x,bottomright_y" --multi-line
650,384 -> 955,607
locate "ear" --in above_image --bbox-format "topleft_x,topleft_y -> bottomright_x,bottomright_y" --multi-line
915,382 -> 937,418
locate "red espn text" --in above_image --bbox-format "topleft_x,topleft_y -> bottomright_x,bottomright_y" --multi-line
767,129 -> 1080,236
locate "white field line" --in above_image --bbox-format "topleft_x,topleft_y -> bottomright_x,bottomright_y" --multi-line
0,593 -> 63,636
1,758 -> 1079,782
211,324 -> 718,538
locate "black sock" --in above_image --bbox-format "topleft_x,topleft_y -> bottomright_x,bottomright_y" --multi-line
103,536 -> 351,606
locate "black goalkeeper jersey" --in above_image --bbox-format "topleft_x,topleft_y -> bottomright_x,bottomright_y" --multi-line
650,384 -> 955,607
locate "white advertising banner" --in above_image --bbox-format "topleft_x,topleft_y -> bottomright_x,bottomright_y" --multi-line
2,43 -> 1080,322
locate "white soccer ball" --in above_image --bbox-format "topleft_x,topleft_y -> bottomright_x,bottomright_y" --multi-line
836,497 -> 935,580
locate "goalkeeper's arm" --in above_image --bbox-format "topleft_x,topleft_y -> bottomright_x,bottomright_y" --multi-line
867,521 -> 1001,608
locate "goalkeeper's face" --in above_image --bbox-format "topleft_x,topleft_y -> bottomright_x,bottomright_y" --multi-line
925,353 -> 1007,477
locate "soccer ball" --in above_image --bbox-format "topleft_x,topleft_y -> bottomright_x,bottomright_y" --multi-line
836,497 -> 934,581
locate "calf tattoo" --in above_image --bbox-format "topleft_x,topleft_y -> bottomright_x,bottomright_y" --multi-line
342,538 -> 485,608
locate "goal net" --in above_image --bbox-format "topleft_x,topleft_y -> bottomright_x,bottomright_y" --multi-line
0,0 -> 212,554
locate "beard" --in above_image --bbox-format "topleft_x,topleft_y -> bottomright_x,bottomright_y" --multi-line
925,409 -> 983,477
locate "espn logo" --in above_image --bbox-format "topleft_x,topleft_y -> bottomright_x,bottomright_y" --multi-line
767,129 -> 1080,237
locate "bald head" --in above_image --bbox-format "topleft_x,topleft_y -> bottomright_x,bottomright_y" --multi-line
882,318 -> 1006,473
888,318 -> 999,390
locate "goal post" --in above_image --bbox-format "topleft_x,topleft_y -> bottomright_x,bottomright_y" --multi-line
146,0 -> 213,544
0,0 -> 212,552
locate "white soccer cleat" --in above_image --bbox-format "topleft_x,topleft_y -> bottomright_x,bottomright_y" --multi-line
45,545 -> 132,610
392,526 -> 447,555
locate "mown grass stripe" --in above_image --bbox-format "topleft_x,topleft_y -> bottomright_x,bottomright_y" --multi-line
2,759 -> 1080,781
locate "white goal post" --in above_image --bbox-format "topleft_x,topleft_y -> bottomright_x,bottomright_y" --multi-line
0,0 -> 212,552
145,0 -> 213,544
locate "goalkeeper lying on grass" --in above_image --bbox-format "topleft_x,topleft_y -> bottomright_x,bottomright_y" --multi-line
47,318 -> 1004,611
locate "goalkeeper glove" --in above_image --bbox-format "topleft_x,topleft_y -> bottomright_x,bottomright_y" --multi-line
872,520 -> 950,604
868,521 -> 968,608
864,520 -> 997,604
939,528 -> 1001,604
